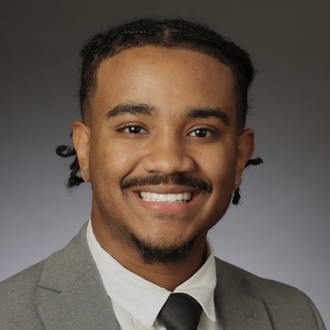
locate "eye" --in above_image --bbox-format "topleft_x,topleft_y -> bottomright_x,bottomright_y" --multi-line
188,128 -> 213,137
122,125 -> 147,134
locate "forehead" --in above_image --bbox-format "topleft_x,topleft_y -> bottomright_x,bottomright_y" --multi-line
93,46 -> 236,120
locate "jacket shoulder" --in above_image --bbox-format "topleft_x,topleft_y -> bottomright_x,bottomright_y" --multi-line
0,261 -> 45,329
216,257 -> 308,300
0,223 -> 91,329
215,258 -> 326,329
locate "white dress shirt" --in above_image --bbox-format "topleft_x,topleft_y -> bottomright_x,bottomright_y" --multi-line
86,220 -> 221,329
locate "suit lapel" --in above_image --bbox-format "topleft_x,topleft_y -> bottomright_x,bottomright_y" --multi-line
36,222 -> 120,330
214,259 -> 273,330
37,268 -> 118,330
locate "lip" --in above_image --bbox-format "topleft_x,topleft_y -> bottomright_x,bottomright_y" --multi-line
131,185 -> 197,194
132,185 -> 200,214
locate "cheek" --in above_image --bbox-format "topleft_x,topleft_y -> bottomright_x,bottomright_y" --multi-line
200,145 -> 237,186
89,135 -> 142,186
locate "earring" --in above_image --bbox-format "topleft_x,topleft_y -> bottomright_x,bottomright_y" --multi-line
235,179 -> 239,185
232,187 -> 241,205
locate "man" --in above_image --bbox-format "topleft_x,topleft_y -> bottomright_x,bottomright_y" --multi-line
0,18 -> 325,329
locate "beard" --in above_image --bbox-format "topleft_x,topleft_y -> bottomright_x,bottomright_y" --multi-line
128,231 -> 196,265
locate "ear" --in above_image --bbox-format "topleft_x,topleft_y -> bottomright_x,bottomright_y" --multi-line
235,128 -> 255,185
72,120 -> 91,182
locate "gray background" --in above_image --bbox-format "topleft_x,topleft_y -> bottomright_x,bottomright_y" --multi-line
1,0 -> 329,326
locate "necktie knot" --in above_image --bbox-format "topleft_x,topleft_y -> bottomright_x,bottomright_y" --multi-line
158,293 -> 202,330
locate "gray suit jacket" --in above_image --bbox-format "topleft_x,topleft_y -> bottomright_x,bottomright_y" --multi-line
0,223 -> 325,329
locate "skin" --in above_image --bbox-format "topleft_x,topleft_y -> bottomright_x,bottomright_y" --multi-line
73,46 -> 254,291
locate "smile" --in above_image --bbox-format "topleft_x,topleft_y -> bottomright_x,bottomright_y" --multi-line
140,192 -> 192,203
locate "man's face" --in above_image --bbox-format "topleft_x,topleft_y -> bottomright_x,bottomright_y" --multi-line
73,46 -> 254,262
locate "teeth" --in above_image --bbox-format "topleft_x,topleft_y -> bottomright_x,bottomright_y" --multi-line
140,192 -> 192,203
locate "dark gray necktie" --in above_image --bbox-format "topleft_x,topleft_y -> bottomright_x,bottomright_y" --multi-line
157,293 -> 202,330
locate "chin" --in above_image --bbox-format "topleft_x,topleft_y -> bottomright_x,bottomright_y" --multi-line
128,232 -> 196,265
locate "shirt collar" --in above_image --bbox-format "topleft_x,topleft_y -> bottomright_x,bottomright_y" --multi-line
86,219 -> 217,327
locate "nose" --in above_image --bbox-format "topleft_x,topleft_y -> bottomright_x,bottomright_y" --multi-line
142,134 -> 195,175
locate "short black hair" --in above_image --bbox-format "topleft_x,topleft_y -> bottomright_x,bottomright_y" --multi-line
56,17 -> 262,202
79,17 -> 255,129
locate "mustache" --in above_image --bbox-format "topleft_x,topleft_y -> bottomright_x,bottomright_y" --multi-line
121,174 -> 213,193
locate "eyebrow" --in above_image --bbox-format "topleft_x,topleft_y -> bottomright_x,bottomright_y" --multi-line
106,103 -> 157,119
186,107 -> 230,126
106,103 -> 230,126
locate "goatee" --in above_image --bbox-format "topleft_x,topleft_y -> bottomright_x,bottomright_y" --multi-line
129,233 -> 196,265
